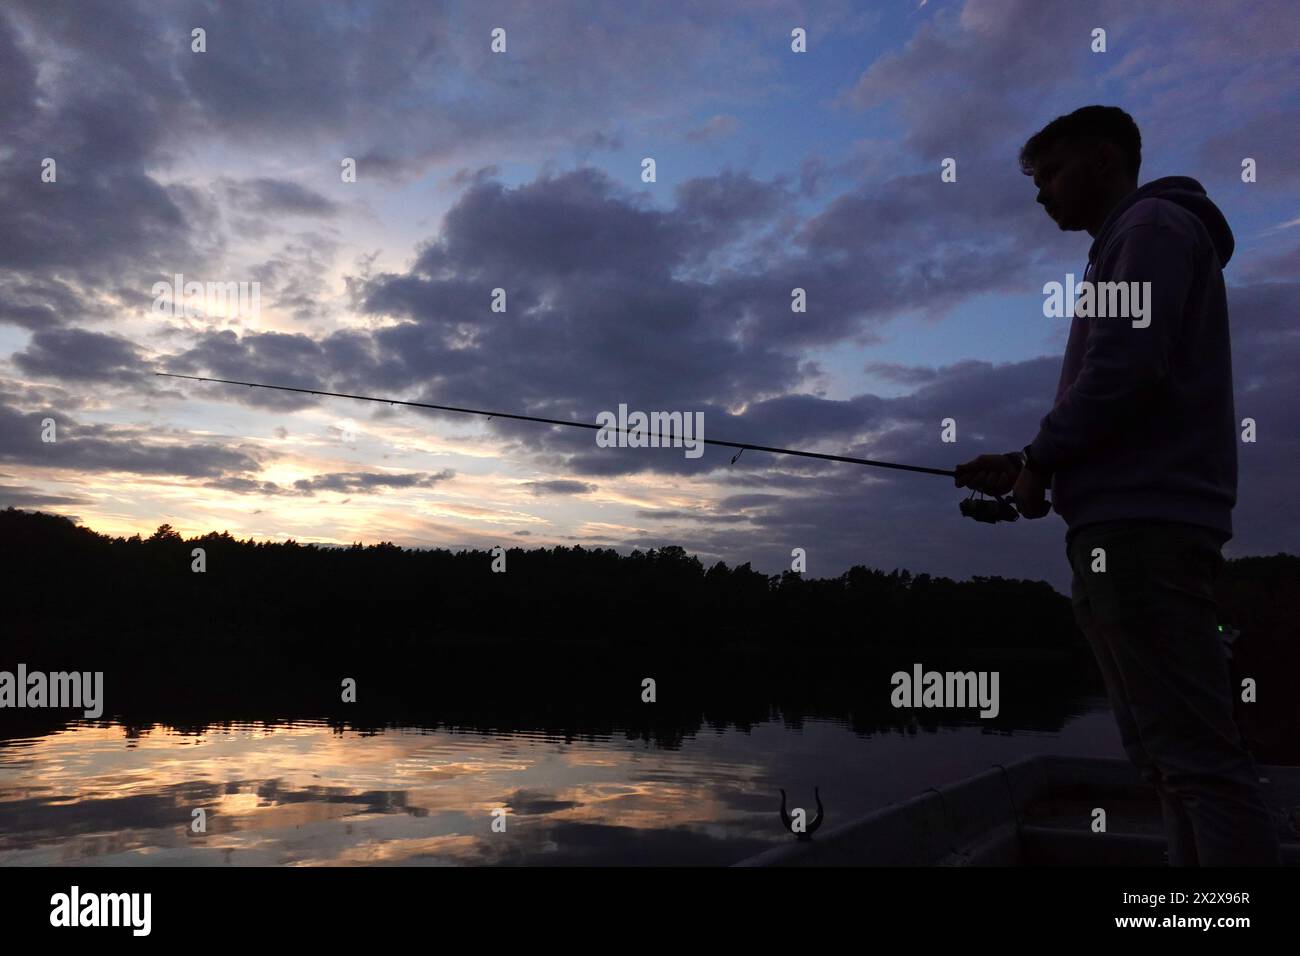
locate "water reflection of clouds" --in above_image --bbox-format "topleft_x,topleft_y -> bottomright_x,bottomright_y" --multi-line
0,707 -> 1119,865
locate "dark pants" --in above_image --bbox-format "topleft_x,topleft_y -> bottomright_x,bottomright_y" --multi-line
1066,519 -> 1280,866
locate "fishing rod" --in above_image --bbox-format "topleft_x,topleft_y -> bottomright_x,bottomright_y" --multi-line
153,371 -> 1022,521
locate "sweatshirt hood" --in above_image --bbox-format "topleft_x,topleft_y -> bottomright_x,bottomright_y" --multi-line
1088,176 -> 1234,268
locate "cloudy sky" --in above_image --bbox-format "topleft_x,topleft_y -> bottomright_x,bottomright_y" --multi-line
2,0 -> 1296,593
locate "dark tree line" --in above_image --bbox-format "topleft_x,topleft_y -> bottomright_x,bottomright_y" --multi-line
4,507 -> 1083,659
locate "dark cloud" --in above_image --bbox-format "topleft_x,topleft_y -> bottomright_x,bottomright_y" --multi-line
522,479 -> 597,496
202,469 -> 455,497
12,328 -> 144,383
0,379 -> 89,413
0,276 -> 110,331
338,168 -> 803,438
0,485 -> 90,508
161,330 -> 337,410
202,477 -> 287,496
863,361 -> 941,386
0,4 -> 213,329
290,469 -> 455,495
0,401 -> 265,478
636,508 -> 749,524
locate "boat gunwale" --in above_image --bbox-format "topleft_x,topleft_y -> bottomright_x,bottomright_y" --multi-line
733,755 -> 1300,867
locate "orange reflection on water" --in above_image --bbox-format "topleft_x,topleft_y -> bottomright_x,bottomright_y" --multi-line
0,719 -> 774,865
0,707 -> 1122,865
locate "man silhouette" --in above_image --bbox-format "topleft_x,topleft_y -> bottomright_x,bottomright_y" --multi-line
956,105 -> 1280,865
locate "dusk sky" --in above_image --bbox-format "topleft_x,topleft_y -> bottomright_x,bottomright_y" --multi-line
2,0 -> 1296,593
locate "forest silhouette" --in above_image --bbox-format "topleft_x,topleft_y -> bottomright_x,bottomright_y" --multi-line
3,507 -> 1296,760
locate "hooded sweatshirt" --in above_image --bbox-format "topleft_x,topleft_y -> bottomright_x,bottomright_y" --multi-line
1027,176 -> 1237,540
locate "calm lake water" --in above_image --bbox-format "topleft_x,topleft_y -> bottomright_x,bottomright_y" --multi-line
0,701 -> 1124,865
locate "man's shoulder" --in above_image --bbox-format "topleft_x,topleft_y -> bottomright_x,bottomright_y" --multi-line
1111,196 -> 1202,236
1097,197 -> 1209,267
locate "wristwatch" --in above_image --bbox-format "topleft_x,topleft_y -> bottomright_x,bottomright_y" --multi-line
1021,444 -> 1049,478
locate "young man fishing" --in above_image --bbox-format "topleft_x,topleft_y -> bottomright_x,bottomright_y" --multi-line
955,105 -> 1280,866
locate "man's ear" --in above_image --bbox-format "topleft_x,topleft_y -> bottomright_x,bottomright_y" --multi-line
1093,139 -> 1124,178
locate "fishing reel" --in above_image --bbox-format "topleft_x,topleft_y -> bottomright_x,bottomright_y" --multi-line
960,490 -> 1020,524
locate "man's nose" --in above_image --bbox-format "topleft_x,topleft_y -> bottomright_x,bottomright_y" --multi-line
1035,190 -> 1049,206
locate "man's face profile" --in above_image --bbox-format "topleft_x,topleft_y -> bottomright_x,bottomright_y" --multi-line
1030,139 -> 1100,232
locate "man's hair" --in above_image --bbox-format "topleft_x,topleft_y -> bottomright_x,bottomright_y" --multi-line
1019,105 -> 1142,179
